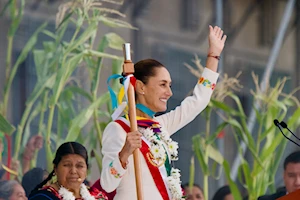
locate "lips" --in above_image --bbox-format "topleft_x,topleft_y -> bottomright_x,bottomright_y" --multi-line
160,98 -> 168,102
68,177 -> 79,181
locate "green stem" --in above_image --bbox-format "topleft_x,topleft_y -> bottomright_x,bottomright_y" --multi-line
31,91 -> 48,168
70,26 -> 81,44
93,110 -> 103,149
2,36 -> 13,116
13,102 -> 33,159
203,109 -> 211,200
203,157 -> 209,200
46,105 -> 55,171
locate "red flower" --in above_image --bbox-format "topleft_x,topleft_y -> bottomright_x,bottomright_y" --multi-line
211,83 -> 216,90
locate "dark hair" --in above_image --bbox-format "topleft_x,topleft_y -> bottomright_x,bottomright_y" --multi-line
133,59 -> 165,84
22,167 -> 48,197
182,183 -> 203,193
32,142 -> 88,193
0,180 -> 19,199
212,185 -> 231,200
284,151 -> 300,170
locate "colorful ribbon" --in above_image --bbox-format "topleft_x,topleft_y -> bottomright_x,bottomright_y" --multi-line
107,74 -> 136,120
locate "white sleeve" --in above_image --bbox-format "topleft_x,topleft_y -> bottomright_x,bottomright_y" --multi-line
100,121 -> 127,192
156,68 -> 219,135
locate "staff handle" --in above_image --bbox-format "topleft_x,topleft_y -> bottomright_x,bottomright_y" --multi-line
123,43 -> 144,200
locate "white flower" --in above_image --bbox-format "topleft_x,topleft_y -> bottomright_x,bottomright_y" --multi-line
168,141 -> 179,155
160,128 -> 170,141
166,168 -> 183,200
171,168 -> 181,180
151,144 -> 165,159
80,183 -> 96,200
58,184 -> 96,200
143,128 -> 155,140
139,126 -> 182,199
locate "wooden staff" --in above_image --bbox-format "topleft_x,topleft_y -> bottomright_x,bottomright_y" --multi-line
122,43 -> 144,200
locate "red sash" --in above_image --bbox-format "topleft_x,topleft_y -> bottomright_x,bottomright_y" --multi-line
115,119 -> 170,200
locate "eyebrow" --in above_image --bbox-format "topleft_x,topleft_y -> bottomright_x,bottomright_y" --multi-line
159,80 -> 172,84
62,160 -> 85,164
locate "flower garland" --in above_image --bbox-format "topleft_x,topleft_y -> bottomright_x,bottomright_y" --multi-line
58,183 -> 105,200
139,126 -> 183,199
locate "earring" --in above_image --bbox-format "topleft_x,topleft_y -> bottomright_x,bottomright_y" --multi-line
141,91 -> 145,95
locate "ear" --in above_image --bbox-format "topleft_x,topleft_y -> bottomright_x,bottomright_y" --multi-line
135,80 -> 145,95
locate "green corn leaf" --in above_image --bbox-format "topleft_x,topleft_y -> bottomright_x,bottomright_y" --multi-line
4,22 -> 47,96
50,53 -> 84,106
223,161 -> 243,200
26,73 -> 56,104
206,144 -> 224,164
65,23 -> 97,54
0,0 -> 13,17
206,122 -> 228,145
22,102 -> 42,148
210,99 -> 244,117
192,135 -> 208,175
8,0 -> 25,36
65,92 -> 110,141
188,156 -> 195,191
85,49 -> 123,60
0,113 -> 15,135
63,86 -> 93,102
105,33 -> 126,50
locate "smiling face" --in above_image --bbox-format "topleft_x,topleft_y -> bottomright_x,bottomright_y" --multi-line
55,154 -> 87,191
136,67 -> 173,113
9,183 -> 27,200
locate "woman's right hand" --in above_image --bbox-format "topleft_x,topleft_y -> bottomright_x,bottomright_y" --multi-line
119,131 -> 142,167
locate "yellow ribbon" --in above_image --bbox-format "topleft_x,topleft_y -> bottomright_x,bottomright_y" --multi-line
1,164 -> 18,176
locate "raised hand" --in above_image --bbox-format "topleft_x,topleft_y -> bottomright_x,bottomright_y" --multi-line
26,135 -> 43,151
208,25 -> 227,56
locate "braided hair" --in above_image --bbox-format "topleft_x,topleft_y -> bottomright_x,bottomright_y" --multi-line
31,142 -> 88,193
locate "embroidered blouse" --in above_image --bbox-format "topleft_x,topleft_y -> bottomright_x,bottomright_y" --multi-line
29,185 -> 108,200
100,68 -> 219,200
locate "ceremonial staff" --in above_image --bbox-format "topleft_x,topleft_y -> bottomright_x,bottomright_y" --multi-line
122,43 -> 144,200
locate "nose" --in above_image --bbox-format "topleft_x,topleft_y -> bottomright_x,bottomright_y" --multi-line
70,166 -> 77,174
295,176 -> 300,186
167,86 -> 173,96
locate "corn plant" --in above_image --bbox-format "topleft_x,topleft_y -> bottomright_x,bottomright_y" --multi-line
186,56 -> 300,200
0,0 -> 134,176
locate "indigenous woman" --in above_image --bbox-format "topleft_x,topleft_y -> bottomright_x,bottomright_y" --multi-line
101,26 -> 226,200
29,142 -> 107,200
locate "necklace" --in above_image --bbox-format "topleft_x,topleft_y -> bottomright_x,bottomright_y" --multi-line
137,119 -> 183,199
56,183 -> 97,200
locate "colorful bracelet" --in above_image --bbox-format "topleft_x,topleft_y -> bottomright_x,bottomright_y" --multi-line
207,53 -> 220,60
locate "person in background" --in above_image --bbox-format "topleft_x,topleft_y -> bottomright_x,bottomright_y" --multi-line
258,151 -> 300,200
0,135 -> 43,180
21,167 -> 48,197
29,142 -> 107,200
212,185 -> 234,200
0,180 -> 27,200
182,183 -> 204,200
21,135 -> 43,175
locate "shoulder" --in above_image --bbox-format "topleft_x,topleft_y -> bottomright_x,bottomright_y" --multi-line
105,120 -> 128,132
29,186 -> 60,200
258,191 -> 286,200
